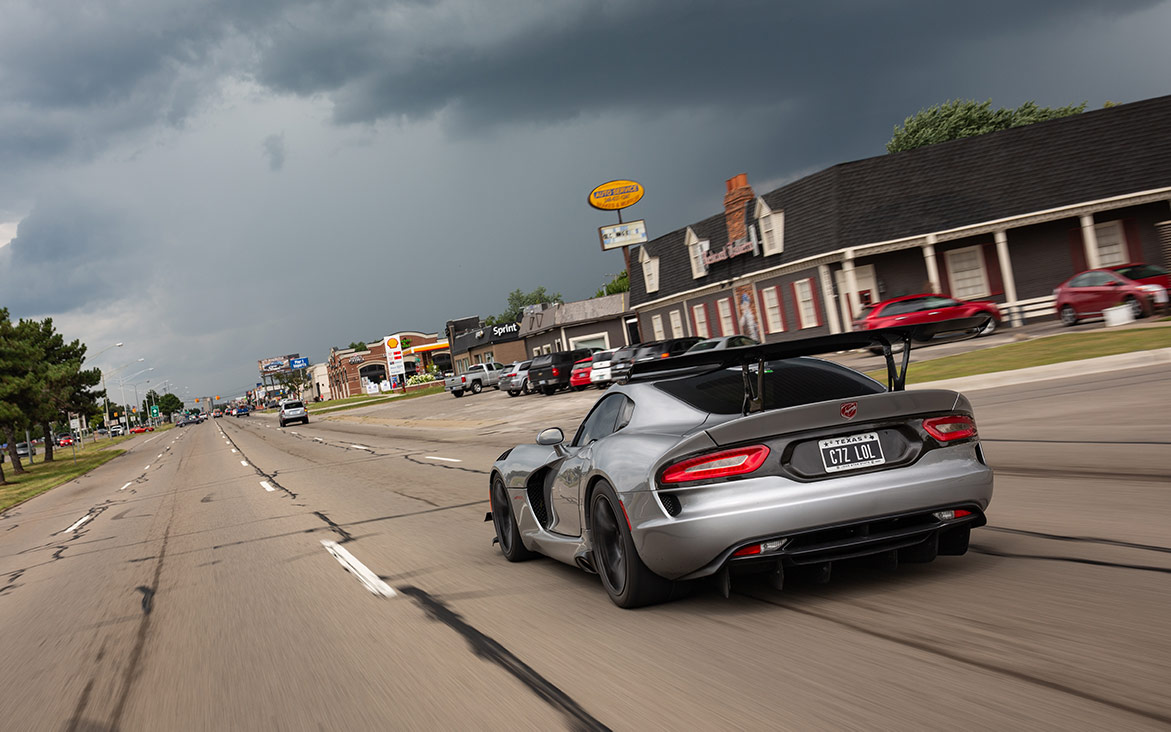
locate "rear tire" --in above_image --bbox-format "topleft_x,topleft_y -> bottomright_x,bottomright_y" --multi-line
590,481 -> 675,608
491,476 -> 536,562
507,390 -> 520,397
452,390 -> 464,398
573,385 -> 587,392
1059,304 -> 1078,326
279,419 -> 286,427
1124,295 -> 1145,320
979,317 -> 999,336
471,381 -> 483,394
521,379 -> 532,395
303,417 -> 309,425
542,386 -> 556,396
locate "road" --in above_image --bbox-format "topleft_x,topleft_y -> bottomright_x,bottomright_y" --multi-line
0,367 -> 1168,730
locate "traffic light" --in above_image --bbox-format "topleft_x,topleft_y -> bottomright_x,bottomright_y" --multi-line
215,396 -> 220,400
132,407 -> 137,413
195,398 -> 200,403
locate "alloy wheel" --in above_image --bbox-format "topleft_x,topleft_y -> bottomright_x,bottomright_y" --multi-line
593,496 -> 626,594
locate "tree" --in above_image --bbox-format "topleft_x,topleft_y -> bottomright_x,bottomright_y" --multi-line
23,317 -> 103,462
157,393 -> 183,416
0,309 -> 42,477
273,369 -> 311,398
593,270 -> 629,298
484,286 -> 563,325
886,99 -> 1087,153
348,341 -> 367,351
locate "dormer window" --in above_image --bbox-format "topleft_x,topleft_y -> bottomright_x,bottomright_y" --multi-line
685,227 -> 709,279
639,246 -> 659,293
756,198 -> 784,256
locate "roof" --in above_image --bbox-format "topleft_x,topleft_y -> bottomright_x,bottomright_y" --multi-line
519,292 -> 630,337
631,95 -> 1171,306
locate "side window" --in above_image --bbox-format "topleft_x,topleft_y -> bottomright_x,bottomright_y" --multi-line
572,395 -> 628,447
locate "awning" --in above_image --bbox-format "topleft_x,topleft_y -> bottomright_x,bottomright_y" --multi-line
406,341 -> 449,354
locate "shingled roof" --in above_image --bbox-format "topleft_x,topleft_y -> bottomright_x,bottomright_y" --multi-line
631,95 -> 1171,306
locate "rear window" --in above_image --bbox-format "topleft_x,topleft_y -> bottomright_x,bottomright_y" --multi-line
530,355 -> 552,368
688,339 -> 719,352
284,401 -> 304,409
654,358 -> 884,415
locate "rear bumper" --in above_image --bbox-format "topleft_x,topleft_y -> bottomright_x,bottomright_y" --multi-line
626,443 -> 993,580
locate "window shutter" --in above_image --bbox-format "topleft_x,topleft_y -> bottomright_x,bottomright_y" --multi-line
982,243 -> 1003,295
1123,218 -> 1143,263
1067,228 -> 1087,272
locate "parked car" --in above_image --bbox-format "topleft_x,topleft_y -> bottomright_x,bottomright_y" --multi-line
444,362 -> 505,397
855,294 -> 1001,337
611,338 -> 702,383
278,399 -> 309,427
588,349 -> 616,388
569,357 -> 594,390
687,335 -> 760,352
110,424 -> 125,436
487,321 -> 992,608
529,349 -> 594,395
1054,264 -> 1169,325
606,345 -> 639,384
130,425 -> 154,434
500,361 -> 533,397
95,428 -> 109,437
15,442 -> 36,458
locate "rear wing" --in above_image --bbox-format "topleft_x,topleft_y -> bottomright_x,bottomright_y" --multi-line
629,316 -> 989,411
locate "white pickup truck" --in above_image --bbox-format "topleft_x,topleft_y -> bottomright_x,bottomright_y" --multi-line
443,362 -> 505,397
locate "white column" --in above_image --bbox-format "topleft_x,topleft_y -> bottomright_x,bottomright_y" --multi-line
818,264 -> 842,334
841,251 -> 862,328
1080,214 -> 1101,269
994,229 -> 1021,327
922,234 -> 941,293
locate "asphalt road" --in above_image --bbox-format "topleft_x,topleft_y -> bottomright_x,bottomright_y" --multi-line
0,367 -> 1168,730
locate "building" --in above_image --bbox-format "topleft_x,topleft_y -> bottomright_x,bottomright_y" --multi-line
326,331 -> 441,397
449,321 -> 526,373
629,96 -> 1171,341
519,293 -> 638,356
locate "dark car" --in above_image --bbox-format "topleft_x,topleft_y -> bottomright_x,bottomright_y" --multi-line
528,349 -> 594,395
1054,264 -> 1169,325
855,294 -> 1002,338
687,335 -> 760,352
611,338 -> 702,383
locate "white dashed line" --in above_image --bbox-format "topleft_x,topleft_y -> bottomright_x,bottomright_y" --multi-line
144,465 -> 151,470
157,453 -> 163,459
351,444 -> 372,451
313,438 -> 323,442
143,434 -> 161,444
260,481 -> 275,492
240,460 -> 249,467
321,540 -> 396,597
290,431 -> 298,435
120,482 -> 132,491
231,449 -> 237,453
424,456 -> 462,463
64,514 -> 92,533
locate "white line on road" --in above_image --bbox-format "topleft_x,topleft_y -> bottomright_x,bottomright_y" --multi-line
240,460 -> 248,467
260,481 -> 275,492
425,456 -> 462,463
321,540 -> 396,597
157,453 -> 163,459
120,482 -> 132,490
143,434 -> 161,444
231,448 -> 237,453
290,431 -> 298,435
144,465 -> 151,470
351,444 -> 372,451
313,437 -> 323,442
64,514 -> 92,533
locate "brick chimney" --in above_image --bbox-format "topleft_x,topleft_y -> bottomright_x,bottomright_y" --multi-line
723,173 -> 754,243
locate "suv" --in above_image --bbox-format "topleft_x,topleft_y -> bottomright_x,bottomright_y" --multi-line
110,424 -> 125,437
278,400 -> 308,427
499,360 -> 533,397
528,349 -> 594,395
611,338 -> 701,382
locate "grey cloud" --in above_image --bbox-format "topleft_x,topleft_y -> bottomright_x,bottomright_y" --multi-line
263,132 -> 286,170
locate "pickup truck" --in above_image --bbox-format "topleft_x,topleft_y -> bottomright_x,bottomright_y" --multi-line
444,362 -> 505,397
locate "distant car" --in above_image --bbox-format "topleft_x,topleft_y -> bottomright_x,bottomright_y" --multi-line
95,428 -> 109,437
606,345 -> 639,384
15,442 -> 36,458
1054,264 -> 1169,325
235,406 -> 250,417
130,426 -> 153,434
588,349 -> 616,387
110,425 -> 125,436
687,335 -> 760,352
56,434 -> 75,447
855,294 -> 1001,337
569,357 -> 594,390
529,349 -> 595,395
278,400 -> 309,427
610,338 -> 703,383
500,361 -> 533,397
212,410 -> 222,418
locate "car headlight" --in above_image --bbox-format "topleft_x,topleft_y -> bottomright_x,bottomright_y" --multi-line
1138,284 -> 1165,294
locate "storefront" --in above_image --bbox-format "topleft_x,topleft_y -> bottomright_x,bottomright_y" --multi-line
630,96 -> 1171,339
326,331 -> 442,397
450,321 -> 526,373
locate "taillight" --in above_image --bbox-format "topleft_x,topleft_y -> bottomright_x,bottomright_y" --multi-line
660,353 -> 670,358
923,415 -> 977,442
552,368 -> 560,376
661,445 -> 770,484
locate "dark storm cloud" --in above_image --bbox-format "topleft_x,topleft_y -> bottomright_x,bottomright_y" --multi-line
0,196 -> 139,315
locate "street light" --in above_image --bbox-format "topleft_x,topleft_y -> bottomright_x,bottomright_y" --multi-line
116,366 -> 151,426
101,356 -> 144,432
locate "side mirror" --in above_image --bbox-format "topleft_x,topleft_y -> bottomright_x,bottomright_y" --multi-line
536,427 -> 564,446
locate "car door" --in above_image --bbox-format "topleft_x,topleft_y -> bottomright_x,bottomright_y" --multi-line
1086,271 -> 1125,313
917,296 -> 963,324
547,394 -> 628,536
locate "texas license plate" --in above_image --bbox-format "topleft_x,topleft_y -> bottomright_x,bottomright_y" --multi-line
819,432 -> 886,473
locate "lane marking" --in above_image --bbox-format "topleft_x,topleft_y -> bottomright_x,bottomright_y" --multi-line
425,456 -> 462,463
313,437 -> 323,442
240,460 -> 249,467
232,449 -> 237,453
65,514 -> 93,533
143,434 -> 161,444
290,431 -> 298,435
321,540 -> 396,597
157,453 -> 163,459
120,482 -> 132,491
351,444 -> 372,451
260,481 -> 275,492
144,465 -> 151,470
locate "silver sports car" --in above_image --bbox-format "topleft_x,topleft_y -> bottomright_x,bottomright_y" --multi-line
488,318 -> 994,607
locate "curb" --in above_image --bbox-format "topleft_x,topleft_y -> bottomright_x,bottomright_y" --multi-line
910,347 -> 1171,392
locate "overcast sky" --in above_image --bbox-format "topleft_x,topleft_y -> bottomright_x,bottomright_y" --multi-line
1,0 -> 1168,400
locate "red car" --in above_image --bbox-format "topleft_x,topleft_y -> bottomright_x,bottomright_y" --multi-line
129,426 -> 155,434
854,294 -> 1002,337
1053,263 -> 1169,326
569,357 -> 593,391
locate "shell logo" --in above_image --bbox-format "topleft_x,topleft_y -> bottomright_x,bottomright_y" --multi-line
386,337 -> 399,349
588,180 -> 644,211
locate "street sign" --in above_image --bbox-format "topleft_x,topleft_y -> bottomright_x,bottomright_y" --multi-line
290,357 -> 309,370
150,405 -> 160,419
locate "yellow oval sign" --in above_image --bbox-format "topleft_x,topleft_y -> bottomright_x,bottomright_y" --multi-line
588,180 -> 644,211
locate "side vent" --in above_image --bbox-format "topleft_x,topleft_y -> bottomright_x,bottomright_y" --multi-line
660,494 -> 682,517
526,469 -> 550,528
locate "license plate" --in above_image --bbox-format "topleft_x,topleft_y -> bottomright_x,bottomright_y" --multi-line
819,432 -> 886,473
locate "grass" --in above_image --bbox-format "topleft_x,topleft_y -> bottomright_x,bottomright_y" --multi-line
866,326 -> 1171,384
1,447 -> 125,513
311,385 -> 446,414
305,393 -> 394,412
